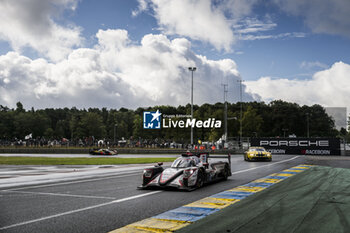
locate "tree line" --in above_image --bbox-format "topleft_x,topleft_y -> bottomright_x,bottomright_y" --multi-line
0,100 -> 344,144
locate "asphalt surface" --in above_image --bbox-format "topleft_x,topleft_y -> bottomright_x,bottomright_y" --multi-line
0,154 -> 348,233
0,153 -> 178,158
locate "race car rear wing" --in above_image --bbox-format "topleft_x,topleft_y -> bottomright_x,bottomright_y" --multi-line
208,154 -> 231,165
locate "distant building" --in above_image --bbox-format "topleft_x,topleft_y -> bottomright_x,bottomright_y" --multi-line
324,107 -> 347,131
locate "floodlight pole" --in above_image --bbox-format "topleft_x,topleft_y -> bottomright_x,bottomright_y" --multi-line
114,123 -> 117,144
188,67 -> 196,146
237,79 -> 244,147
306,113 -> 310,138
222,84 -> 228,141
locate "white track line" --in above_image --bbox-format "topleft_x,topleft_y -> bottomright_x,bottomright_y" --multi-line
2,172 -> 140,191
0,191 -> 162,231
232,156 -> 300,175
2,190 -> 116,200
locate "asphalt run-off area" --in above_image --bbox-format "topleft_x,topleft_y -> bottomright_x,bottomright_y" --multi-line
1,154 -> 350,233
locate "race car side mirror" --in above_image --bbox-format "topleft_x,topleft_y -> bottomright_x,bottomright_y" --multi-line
157,162 -> 163,166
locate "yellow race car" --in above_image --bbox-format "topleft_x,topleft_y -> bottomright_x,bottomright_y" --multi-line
244,147 -> 272,161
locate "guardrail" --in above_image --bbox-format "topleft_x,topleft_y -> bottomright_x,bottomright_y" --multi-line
0,148 -> 239,154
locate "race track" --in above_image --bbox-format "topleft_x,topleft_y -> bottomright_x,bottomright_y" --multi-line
0,153 -> 178,158
0,154 -> 317,233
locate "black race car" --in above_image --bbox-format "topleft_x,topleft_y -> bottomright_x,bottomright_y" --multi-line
89,148 -> 118,155
138,152 -> 231,191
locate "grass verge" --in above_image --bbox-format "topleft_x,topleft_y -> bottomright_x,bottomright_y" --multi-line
0,156 -> 175,165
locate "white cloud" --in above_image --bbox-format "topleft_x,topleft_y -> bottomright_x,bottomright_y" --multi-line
245,62 -> 350,109
235,17 -> 277,34
235,17 -> 306,40
133,0 -> 265,51
300,61 -> 329,70
149,0 -> 235,51
134,0 -> 307,50
273,0 -> 350,38
217,0 -> 259,19
240,32 -> 306,41
132,0 -> 149,17
144,0 -> 350,43
0,0 -> 83,62
0,29 -> 254,109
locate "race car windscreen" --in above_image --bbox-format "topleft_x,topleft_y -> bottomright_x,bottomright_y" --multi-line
250,148 -> 265,152
171,157 -> 197,168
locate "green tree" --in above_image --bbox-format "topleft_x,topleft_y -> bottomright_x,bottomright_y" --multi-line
80,112 -> 106,138
0,101 -> 341,142
55,120 -> 69,138
302,105 -> 336,137
44,128 -> 54,138
242,106 -> 263,137
0,110 -> 15,138
208,128 -> 219,142
13,111 -> 50,138
15,102 -> 25,113
133,115 -> 143,138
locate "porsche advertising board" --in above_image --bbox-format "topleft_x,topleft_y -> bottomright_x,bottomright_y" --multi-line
250,138 -> 340,155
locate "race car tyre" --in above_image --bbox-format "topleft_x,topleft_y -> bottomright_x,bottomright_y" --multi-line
195,170 -> 204,189
223,164 -> 230,180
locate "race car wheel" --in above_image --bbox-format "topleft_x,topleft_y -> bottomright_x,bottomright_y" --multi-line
223,164 -> 230,180
195,170 -> 204,188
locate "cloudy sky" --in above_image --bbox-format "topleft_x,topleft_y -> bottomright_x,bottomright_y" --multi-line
1,0 -> 350,110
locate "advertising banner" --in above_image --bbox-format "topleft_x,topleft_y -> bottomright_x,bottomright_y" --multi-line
250,138 -> 341,155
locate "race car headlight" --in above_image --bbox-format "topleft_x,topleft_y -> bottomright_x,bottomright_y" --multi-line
183,169 -> 196,179
143,169 -> 153,178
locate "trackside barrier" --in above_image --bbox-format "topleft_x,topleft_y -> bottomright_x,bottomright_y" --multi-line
109,164 -> 315,233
